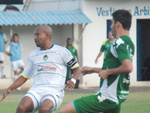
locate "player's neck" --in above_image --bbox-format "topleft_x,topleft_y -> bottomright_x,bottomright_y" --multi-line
109,39 -> 114,43
41,42 -> 52,50
67,45 -> 72,48
116,29 -> 129,38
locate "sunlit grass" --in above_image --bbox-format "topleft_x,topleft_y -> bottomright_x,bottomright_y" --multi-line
0,91 -> 150,113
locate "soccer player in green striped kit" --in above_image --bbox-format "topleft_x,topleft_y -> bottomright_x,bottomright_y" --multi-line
60,9 -> 135,113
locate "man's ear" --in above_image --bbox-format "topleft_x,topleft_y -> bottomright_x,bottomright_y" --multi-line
116,21 -> 122,29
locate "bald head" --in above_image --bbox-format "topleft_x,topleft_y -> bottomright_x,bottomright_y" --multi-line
34,25 -> 53,39
34,25 -> 53,49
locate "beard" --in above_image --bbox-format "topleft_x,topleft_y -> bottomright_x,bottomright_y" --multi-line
35,41 -> 41,47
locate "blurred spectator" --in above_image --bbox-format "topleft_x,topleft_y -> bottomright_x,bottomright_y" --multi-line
95,31 -> 114,64
0,26 -> 8,78
5,34 -> 24,88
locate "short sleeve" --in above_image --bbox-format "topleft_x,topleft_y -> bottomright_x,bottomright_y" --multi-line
21,54 -> 34,79
73,45 -> 78,56
63,48 -> 74,64
115,39 -> 131,62
100,40 -> 107,52
100,45 -> 105,52
75,49 -> 78,56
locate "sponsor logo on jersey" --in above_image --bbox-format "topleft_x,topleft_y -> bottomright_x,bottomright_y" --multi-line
97,95 -> 106,103
43,55 -> 48,61
116,38 -> 124,48
37,65 -> 56,72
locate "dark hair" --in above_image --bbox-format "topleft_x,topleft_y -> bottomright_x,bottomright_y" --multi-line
112,10 -> 132,30
66,38 -> 72,42
4,5 -> 20,12
11,33 -> 19,42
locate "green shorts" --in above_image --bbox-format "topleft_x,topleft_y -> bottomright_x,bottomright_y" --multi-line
73,93 -> 121,113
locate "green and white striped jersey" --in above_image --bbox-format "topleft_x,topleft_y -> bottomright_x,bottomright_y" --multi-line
99,35 -> 135,104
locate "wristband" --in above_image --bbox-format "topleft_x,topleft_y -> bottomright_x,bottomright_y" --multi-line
71,78 -> 76,84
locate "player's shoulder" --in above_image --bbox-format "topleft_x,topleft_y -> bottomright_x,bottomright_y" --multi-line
53,44 -> 66,50
28,48 -> 40,57
113,35 -> 133,48
72,44 -> 77,49
102,39 -> 108,45
52,44 -> 69,53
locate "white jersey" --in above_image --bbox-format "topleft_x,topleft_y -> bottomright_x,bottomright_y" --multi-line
21,45 -> 79,89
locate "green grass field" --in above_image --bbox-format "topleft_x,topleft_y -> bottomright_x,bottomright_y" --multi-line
0,91 -> 150,113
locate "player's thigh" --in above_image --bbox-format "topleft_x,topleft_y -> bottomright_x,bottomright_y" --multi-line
11,61 -> 18,71
74,94 -> 118,113
17,96 -> 34,112
39,99 -> 54,113
18,60 -> 24,69
40,93 -> 63,113
59,101 -> 77,113
23,92 -> 41,113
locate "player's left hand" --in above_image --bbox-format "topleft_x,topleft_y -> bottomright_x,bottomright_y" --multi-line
99,70 -> 109,79
66,80 -> 75,90
0,89 -> 11,102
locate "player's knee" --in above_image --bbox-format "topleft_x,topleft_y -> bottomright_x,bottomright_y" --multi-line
16,104 -> 27,112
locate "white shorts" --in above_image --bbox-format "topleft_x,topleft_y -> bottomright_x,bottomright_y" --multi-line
11,59 -> 24,71
24,86 -> 64,113
0,52 -> 4,61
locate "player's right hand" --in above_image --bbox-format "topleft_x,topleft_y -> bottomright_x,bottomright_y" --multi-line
95,59 -> 98,64
81,66 -> 93,75
66,80 -> 75,90
0,89 -> 11,102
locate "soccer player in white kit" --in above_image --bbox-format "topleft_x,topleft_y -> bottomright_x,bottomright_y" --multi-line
0,25 -> 80,113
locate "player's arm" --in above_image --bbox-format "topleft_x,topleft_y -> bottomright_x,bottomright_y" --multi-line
99,59 -> 132,79
5,41 -> 8,44
66,58 -> 79,90
81,66 -> 102,75
95,52 -> 103,64
76,54 -> 79,63
5,45 -> 10,56
63,48 -> 80,90
0,76 -> 27,101
5,51 -> 10,56
95,40 -> 106,64
99,39 -> 133,79
0,53 -> 33,101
